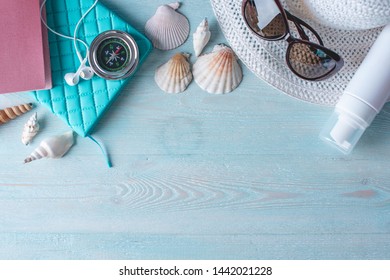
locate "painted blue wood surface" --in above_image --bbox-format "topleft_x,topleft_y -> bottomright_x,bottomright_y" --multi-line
1,0 -> 390,260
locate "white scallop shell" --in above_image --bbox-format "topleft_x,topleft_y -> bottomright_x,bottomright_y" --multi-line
24,131 -> 74,164
144,2 -> 190,50
193,18 -> 211,57
155,53 -> 192,94
193,44 -> 243,94
22,112 -> 39,145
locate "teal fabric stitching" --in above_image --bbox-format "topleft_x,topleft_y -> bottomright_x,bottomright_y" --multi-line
86,4 -> 98,119
63,0 -> 77,129
32,0 -> 153,138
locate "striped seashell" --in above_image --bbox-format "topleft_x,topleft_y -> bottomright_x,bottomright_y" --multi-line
193,44 -> 243,94
155,53 -> 192,93
145,2 -> 190,50
0,103 -> 33,125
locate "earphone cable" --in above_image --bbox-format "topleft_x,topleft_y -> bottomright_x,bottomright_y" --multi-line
73,0 -> 99,61
40,0 -> 98,63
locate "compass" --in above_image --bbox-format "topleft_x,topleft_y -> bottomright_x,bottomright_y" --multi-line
89,30 -> 139,80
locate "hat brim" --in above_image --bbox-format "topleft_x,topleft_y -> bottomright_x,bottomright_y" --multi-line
211,0 -> 383,105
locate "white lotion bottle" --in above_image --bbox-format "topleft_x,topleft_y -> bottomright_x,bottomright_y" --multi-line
320,23 -> 390,154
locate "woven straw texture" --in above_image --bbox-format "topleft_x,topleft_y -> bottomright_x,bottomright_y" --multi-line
210,0 -> 387,105
298,0 -> 390,30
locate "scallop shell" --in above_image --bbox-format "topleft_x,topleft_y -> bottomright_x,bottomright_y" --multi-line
24,131 -> 74,164
22,112 -> 40,145
155,53 -> 192,93
0,103 -> 33,125
193,44 -> 243,94
193,18 -> 211,57
145,2 -> 190,50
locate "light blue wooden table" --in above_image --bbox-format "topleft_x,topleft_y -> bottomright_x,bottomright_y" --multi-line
1,0 -> 390,260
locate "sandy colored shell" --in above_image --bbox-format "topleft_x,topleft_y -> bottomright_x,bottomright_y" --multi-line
24,131 -> 74,164
155,53 -> 192,93
193,44 -> 243,94
22,112 -> 40,145
145,2 -> 190,50
0,103 -> 33,125
193,18 -> 211,57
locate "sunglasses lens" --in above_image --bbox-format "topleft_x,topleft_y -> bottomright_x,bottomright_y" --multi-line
288,42 -> 337,79
244,0 -> 286,39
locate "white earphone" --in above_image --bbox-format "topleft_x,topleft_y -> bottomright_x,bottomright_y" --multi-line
40,0 -> 99,86
64,58 -> 95,86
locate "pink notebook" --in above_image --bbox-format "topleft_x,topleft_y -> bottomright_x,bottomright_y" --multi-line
0,0 -> 51,94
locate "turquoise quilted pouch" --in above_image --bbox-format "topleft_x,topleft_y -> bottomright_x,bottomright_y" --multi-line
32,0 -> 152,139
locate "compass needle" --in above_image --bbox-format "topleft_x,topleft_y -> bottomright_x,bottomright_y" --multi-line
89,30 -> 139,80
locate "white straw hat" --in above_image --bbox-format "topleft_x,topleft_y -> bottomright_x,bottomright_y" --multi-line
210,0 -> 390,105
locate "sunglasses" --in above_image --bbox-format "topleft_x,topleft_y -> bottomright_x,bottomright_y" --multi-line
242,0 -> 344,81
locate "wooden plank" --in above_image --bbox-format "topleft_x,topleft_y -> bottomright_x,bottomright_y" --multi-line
1,233 -> 390,259
1,155 -> 389,233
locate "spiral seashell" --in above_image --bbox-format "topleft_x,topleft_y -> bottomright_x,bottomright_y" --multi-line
155,53 -> 192,93
145,2 -> 190,50
193,44 -> 243,94
24,131 -> 74,164
22,112 -> 40,145
0,103 -> 33,125
193,18 -> 211,57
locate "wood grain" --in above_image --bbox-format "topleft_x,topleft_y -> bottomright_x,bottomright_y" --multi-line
2,232 -> 390,260
0,0 -> 390,259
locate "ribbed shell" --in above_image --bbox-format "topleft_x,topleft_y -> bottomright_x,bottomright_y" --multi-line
145,2 -> 190,50
193,45 -> 243,94
0,103 -> 33,125
155,53 -> 192,93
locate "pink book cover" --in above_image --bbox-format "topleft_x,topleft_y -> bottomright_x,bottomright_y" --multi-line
0,0 -> 52,95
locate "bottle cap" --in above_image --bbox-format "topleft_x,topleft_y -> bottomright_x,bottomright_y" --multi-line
320,111 -> 366,154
